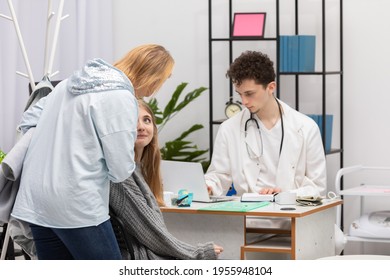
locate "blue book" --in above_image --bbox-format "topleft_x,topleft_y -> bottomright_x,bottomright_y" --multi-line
279,36 -> 288,72
298,35 -> 316,72
307,114 -> 333,152
284,36 -> 289,71
288,35 -> 299,72
287,36 -> 292,72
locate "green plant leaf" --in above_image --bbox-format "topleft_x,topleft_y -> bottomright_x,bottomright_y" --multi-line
161,125 -> 208,162
150,83 -> 207,132
0,149 -> 6,163
147,98 -> 164,125
162,82 -> 187,119
174,86 -> 207,112
161,139 -> 208,162
146,83 -> 210,169
176,124 -> 204,141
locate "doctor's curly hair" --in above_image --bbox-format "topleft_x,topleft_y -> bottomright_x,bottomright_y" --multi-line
226,51 -> 275,87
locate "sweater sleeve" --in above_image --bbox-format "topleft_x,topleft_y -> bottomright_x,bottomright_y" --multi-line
18,95 -> 48,134
110,174 -> 217,260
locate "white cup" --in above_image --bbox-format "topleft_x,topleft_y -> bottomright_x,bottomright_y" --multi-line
163,191 -> 174,207
275,192 -> 297,205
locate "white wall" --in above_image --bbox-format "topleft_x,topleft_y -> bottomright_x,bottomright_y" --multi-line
342,0 -> 390,254
112,0 -> 390,255
112,0 -> 210,150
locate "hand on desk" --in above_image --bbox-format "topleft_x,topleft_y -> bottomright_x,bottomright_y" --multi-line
214,244 -> 224,256
259,187 -> 281,194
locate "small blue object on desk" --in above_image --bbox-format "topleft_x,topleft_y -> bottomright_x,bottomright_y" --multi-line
226,184 -> 237,196
177,189 -> 193,207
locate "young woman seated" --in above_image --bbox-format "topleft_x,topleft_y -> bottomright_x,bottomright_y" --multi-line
110,100 -> 223,260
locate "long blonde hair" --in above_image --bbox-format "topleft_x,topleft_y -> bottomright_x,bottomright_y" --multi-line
135,100 -> 165,206
114,44 -> 174,98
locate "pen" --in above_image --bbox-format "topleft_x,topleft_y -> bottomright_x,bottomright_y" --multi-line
176,195 -> 189,205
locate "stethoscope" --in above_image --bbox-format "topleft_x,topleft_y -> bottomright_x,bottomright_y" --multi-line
244,97 -> 284,158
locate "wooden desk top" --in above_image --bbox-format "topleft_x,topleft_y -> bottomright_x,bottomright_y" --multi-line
161,198 -> 342,218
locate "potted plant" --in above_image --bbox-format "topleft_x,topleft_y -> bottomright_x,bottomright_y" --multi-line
147,82 -> 209,171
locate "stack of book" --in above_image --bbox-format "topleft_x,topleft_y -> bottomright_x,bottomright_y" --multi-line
279,35 -> 316,72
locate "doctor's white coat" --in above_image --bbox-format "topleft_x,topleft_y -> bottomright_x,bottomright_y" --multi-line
205,100 -> 326,197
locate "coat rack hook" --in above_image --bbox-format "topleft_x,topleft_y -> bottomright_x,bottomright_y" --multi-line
48,12 -> 55,20
0,13 -> 13,21
50,71 -> 59,78
16,71 -> 29,78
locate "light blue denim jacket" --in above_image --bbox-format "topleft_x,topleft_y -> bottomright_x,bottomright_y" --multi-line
12,59 -> 138,228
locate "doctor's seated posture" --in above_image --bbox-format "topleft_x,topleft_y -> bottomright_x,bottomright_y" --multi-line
205,50 -> 326,198
205,51 -> 327,240
110,100 -> 223,260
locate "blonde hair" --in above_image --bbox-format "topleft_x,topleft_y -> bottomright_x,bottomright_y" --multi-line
135,100 -> 165,206
114,44 -> 174,98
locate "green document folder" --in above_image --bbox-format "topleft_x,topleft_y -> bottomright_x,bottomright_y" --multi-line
199,201 -> 270,212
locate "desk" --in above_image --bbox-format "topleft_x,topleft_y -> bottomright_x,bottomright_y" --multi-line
161,199 -> 342,260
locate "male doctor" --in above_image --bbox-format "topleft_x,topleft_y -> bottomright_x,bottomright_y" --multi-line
205,50 -> 326,198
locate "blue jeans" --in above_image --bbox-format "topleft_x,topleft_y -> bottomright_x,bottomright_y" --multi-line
29,220 -> 122,260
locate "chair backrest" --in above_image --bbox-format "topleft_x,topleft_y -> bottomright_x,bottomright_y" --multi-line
109,207 -> 135,260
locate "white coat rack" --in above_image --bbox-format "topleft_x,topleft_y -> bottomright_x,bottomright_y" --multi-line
0,0 -> 69,260
0,0 -> 69,91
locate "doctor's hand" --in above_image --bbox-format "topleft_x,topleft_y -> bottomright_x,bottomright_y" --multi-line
207,186 -> 213,195
260,187 -> 282,194
213,244 -> 224,256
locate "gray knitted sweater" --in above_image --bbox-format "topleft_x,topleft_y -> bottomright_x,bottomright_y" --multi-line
109,166 -> 217,260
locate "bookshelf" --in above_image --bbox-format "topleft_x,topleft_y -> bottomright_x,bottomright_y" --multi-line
208,0 -> 343,161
